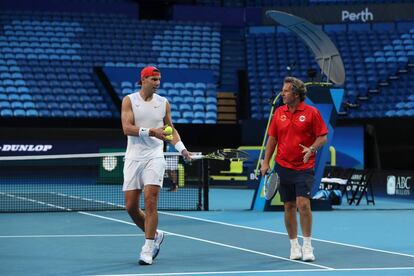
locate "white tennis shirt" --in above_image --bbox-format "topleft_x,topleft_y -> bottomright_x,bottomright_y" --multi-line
125,92 -> 167,161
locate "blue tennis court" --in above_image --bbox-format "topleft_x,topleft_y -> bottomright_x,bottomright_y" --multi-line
1,189 -> 414,276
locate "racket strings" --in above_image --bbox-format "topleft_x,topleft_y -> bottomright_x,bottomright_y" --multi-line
217,149 -> 248,161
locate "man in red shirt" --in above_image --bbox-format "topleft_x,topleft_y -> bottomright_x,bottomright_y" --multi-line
261,77 -> 328,262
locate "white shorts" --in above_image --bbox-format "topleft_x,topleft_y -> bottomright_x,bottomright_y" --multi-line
123,158 -> 166,191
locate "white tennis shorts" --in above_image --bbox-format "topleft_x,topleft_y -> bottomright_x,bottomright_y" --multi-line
123,157 -> 166,191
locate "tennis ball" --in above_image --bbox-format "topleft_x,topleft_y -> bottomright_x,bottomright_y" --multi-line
165,134 -> 173,141
164,126 -> 173,135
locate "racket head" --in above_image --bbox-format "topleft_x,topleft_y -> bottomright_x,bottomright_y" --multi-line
217,149 -> 249,161
199,149 -> 248,161
264,170 -> 280,200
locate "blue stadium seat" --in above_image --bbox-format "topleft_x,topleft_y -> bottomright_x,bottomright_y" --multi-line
168,89 -> 180,97
192,119 -> 204,124
184,82 -> 195,89
0,94 -> 8,101
184,96 -> 194,104
195,82 -> 206,89
193,89 -> 205,97
23,102 -> 35,109
172,96 -> 184,105
177,118 -> 189,123
157,89 -> 167,96
11,101 -> 23,109
51,110 -> 63,117
179,104 -> 192,112
88,110 -> 100,118
13,109 -> 26,117
405,109 -> 414,116
180,90 -> 192,97
206,104 -> 217,112
194,97 -> 206,104
205,111 -> 217,120
76,110 -> 88,118
0,101 -> 10,109
26,109 -> 38,117
171,111 -> 181,120
1,109 -> 13,117
193,104 -> 204,111
206,97 -> 217,104
182,111 -> 194,120
100,111 -> 113,118
194,111 -> 205,119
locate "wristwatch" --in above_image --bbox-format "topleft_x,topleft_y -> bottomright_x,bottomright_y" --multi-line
309,146 -> 317,153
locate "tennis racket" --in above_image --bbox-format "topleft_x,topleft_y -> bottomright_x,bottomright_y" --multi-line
263,169 -> 280,200
191,149 -> 249,161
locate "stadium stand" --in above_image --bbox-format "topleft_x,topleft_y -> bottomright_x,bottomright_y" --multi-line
1,2 -> 413,123
246,23 -> 414,119
0,10 -> 221,123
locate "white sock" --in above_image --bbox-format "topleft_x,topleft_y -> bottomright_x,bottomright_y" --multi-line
144,239 -> 155,249
303,236 -> 312,247
290,238 -> 300,247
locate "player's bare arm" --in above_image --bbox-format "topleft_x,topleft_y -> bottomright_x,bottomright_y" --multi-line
164,102 -> 191,159
163,101 -> 182,144
260,136 -> 278,176
121,96 -> 139,136
300,134 -> 328,163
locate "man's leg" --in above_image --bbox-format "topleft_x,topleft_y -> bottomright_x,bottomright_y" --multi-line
125,190 -> 145,231
297,196 -> 315,261
138,185 -> 161,265
297,196 -> 312,237
143,185 -> 161,239
284,201 -> 297,239
284,201 -> 301,260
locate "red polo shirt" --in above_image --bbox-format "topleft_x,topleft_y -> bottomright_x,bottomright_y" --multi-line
268,101 -> 328,171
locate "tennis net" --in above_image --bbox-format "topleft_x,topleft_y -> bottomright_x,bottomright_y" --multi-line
0,152 -> 208,212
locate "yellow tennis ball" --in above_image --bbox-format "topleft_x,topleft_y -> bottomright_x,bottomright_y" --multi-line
165,134 -> 173,141
164,126 -> 173,135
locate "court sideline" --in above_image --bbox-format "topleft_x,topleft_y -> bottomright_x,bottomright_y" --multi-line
1,188 -> 414,276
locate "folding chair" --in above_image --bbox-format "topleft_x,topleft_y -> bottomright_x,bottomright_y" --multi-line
347,169 -> 375,206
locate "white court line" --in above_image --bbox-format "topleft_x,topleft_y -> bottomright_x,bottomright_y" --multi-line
7,194 -> 411,271
1,192 -> 71,211
159,211 -> 414,259
6,193 -> 413,260
79,211 -> 332,270
0,192 -> 124,211
0,234 -> 143,238
88,266 -> 414,276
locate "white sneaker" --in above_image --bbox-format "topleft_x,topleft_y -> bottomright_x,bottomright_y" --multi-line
139,245 -> 153,265
290,244 -> 302,260
152,230 -> 165,260
302,245 -> 315,262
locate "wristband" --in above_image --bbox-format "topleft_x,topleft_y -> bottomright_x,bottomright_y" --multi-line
139,127 -> 149,137
174,141 -> 186,153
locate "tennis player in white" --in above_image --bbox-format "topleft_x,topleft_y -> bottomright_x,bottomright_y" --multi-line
121,66 -> 191,265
